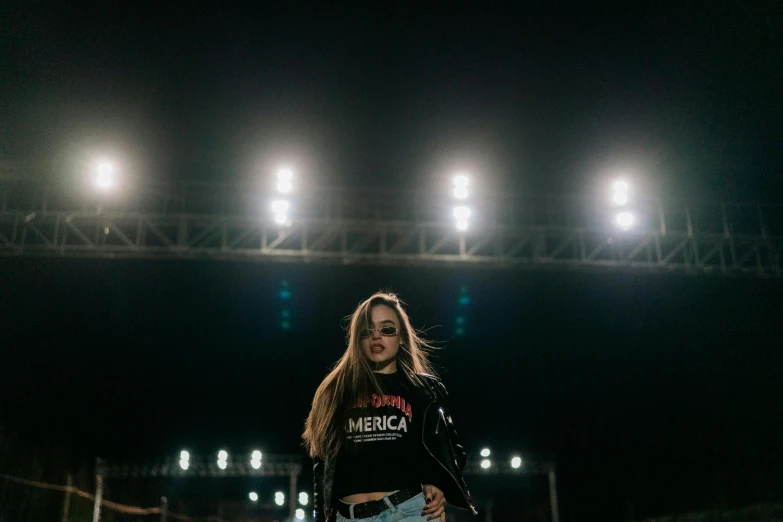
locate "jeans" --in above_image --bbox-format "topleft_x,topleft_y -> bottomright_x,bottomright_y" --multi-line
336,491 -> 428,522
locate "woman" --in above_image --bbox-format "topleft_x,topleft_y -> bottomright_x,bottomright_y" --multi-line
303,292 -> 477,522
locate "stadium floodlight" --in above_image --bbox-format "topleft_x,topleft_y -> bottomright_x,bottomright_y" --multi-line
275,492 -> 285,506
480,459 -> 492,469
95,161 -> 114,190
453,206 -> 471,220
217,450 -> 228,470
456,219 -> 469,231
480,448 -> 491,457
511,456 -> 523,469
453,175 -> 469,188
271,200 -> 290,214
271,199 -> 290,225
615,211 -> 635,230
452,175 -> 469,200
296,508 -> 305,520
249,492 -> 259,502
179,450 -> 190,470
611,180 -> 630,206
250,450 -> 262,469
277,168 -> 293,193
299,492 -> 309,505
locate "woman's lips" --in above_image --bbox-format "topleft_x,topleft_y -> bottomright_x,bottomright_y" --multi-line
371,344 -> 385,354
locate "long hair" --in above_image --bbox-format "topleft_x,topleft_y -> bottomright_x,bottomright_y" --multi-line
302,291 -> 438,459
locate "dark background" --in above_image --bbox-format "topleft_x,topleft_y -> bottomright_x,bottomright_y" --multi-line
2,2 -> 783,521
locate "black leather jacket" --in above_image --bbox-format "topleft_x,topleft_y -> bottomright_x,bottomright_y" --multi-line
312,373 -> 477,522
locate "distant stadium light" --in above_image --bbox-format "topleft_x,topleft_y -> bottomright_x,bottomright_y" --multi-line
480,459 -> 492,469
274,212 -> 288,225
271,200 -> 290,214
277,168 -> 293,181
251,450 -> 262,469
511,456 -> 523,469
296,508 -> 305,520
277,168 -> 293,193
95,161 -> 115,190
217,450 -> 228,470
453,206 -> 471,220
611,180 -> 630,206
249,492 -> 259,502
456,219 -> 469,231
299,492 -> 309,505
179,450 -> 190,470
615,211 -> 635,230
274,492 -> 285,506
480,448 -> 491,457
452,175 -> 469,200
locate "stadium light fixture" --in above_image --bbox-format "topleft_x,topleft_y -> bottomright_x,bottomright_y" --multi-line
453,175 -> 469,200
217,450 -> 228,470
251,450 -> 262,469
611,179 -> 630,206
511,456 -> 523,469
480,459 -> 492,469
179,450 -> 190,470
249,492 -> 259,502
296,508 -> 305,520
299,492 -> 309,505
95,161 -> 115,191
453,206 -> 471,231
275,492 -> 285,506
615,211 -> 635,230
271,199 -> 290,225
480,448 -> 491,457
277,168 -> 293,193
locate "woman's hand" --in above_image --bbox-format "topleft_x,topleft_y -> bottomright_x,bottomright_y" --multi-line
421,484 -> 446,521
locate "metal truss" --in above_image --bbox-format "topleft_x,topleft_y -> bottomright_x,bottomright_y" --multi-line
2,178 -> 781,277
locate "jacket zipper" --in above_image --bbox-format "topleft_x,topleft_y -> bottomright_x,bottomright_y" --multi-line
421,399 -> 475,512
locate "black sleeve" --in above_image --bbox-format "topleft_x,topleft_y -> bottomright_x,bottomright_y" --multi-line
436,380 -> 468,471
313,457 -> 326,522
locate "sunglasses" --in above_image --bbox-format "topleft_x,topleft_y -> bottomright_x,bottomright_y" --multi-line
360,325 -> 400,338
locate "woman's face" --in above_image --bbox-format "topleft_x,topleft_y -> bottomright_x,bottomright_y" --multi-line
360,304 -> 402,371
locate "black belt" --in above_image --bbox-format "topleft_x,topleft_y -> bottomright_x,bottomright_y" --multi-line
337,488 -> 421,519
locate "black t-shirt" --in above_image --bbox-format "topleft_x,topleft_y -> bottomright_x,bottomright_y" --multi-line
332,371 -> 444,498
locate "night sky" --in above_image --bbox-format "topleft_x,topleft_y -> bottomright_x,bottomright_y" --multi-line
2,3 -> 783,522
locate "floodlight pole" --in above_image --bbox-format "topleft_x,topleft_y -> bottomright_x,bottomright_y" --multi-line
289,470 -> 298,522
548,465 -> 560,522
61,474 -> 73,522
93,458 -> 105,522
